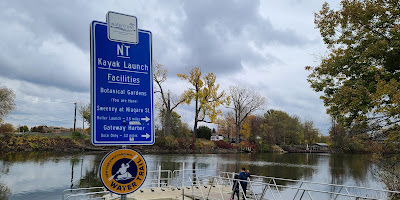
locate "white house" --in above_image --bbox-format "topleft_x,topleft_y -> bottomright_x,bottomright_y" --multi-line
210,135 -> 224,141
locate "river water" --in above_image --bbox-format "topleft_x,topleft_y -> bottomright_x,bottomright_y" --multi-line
0,152 -> 388,200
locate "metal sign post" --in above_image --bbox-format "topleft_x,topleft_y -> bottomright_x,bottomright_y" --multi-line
90,12 -> 153,199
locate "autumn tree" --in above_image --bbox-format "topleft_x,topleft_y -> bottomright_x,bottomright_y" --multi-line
242,115 -> 264,142
0,85 -> 15,122
227,85 -> 266,144
78,102 -> 90,128
263,110 -> 303,145
217,111 -> 236,141
240,118 -> 252,140
159,110 -> 190,137
178,67 -> 228,144
0,123 -> 14,133
306,0 -> 400,134
286,115 -> 304,145
153,61 -> 187,136
307,0 -> 400,191
329,118 -> 347,149
303,120 -> 319,145
18,125 -> 29,132
197,125 -> 212,140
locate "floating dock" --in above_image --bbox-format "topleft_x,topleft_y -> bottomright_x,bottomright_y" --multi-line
102,185 -> 247,200
63,168 -> 400,200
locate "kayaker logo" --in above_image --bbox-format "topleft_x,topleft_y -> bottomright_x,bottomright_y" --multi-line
100,148 -> 147,195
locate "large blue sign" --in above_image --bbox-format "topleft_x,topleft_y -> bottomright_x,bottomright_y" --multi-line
90,21 -> 154,145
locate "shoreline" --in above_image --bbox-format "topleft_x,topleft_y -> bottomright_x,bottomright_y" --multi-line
0,133 -> 343,154
0,133 -> 241,154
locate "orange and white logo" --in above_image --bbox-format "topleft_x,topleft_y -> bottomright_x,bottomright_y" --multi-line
99,148 -> 147,194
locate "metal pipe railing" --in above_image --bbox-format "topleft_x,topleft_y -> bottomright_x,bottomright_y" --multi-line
63,168 -> 400,200
203,174 -> 398,200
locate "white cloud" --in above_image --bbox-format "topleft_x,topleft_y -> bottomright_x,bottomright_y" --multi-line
1,0 -> 333,134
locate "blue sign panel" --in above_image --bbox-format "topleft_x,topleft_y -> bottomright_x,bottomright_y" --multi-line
90,21 -> 154,145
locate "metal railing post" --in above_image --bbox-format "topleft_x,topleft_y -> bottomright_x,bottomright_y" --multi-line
299,189 -> 306,200
267,183 -> 277,200
333,186 -> 344,200
248,177 -> 258,200
195,174 -> 205,200
182,162 -> 185,187
293,182 -> 304,200
260,184 -> 269,199
230,172 -> 235,186
158,165 -> 162,187
344,187 -> 352,200
182,162 -> 185,200
272,178 -> 282,199
304,183 -> 313,200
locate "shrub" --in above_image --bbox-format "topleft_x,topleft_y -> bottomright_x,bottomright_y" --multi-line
195,140 -> 203,149
164,136 -> 179,149
215,140 -> 235,149
0,123 -> 14,133
271,145 -> 284,153
260,144 -> 270,152
176,137 -> 192,149
71,131 -> 83,139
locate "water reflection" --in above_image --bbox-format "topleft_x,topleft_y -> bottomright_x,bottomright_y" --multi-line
0,151 -> 107,200
77,153 -> 104,189
329,154 -> 371,186
0,152 -> 387,200
0,183 -> 11,200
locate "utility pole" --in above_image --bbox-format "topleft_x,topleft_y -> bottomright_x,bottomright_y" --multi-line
74,102 -> 77,132
83,117 -> 85,133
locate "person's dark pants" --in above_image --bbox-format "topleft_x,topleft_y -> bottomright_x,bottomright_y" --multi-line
231,190 -> 239,200
240,183 -> 247,199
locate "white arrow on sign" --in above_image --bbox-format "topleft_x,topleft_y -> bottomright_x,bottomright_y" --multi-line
141,133 -> 150,139
141,116 -> 150,122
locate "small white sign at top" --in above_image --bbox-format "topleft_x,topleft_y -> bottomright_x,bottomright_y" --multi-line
107,11 -> 138,44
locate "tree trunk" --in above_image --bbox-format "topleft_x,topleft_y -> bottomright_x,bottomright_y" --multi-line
165,111 -> 171,136
193,119 -> 198,148
236,124 -> 240,144
193,98 -> 199,149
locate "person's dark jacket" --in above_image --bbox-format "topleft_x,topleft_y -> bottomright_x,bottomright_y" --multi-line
238,171 -> 250,188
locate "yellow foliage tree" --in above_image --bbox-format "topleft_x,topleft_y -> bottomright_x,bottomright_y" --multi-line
240,117 -> 251,140
177,67 -> 228,145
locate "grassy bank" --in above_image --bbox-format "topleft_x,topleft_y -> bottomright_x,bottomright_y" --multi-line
0,133 -> 241,153
0,132 -> 90,152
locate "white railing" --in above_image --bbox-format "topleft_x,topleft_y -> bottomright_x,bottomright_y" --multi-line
63,166 -> 400,200
220,172 -> 400,200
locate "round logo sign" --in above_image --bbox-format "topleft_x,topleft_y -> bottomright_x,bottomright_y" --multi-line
99,148 -> 147,195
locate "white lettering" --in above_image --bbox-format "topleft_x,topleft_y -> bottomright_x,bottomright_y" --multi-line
103,125 -> 126,132
124,45 -> 130,56
117,44 -> 124,56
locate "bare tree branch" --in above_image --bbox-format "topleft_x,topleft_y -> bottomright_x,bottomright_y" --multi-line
228,85 -> 266,143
